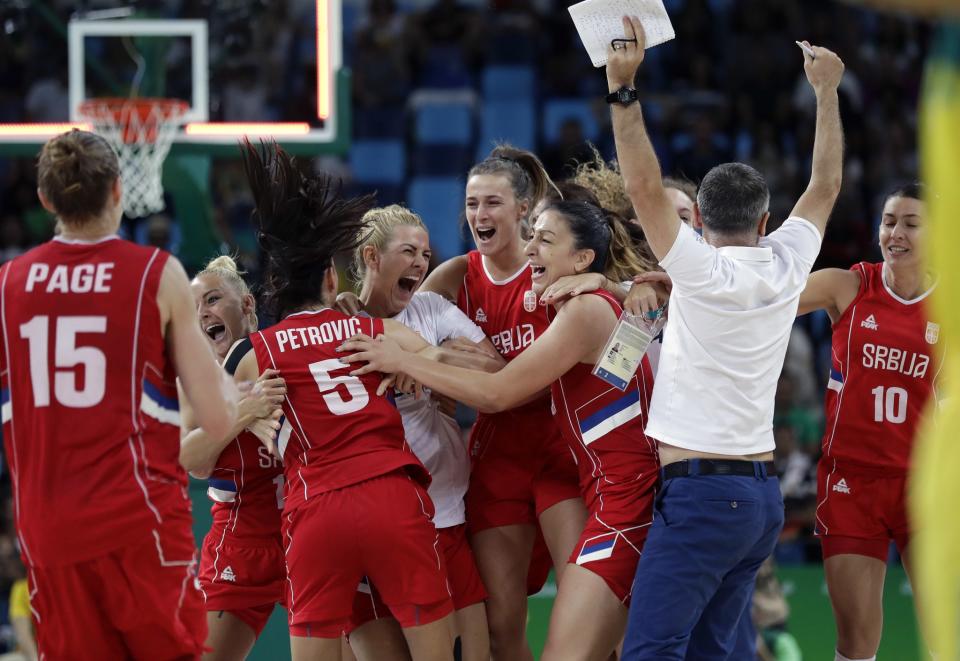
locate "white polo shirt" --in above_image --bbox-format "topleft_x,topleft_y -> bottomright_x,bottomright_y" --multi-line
394,292 -> 487,528
644,217 -> 822,455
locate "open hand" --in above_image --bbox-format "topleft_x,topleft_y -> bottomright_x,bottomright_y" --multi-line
606,15 -> 647,89
540,272 -> 605,305
338,333 -> 406,378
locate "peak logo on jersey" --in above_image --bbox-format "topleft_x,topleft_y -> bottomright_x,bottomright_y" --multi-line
861,314 -> 879,331
832,478 -> 851,494
523,290 -> 537,313
926,321 -> 940,345
475,308 -> 487,323
220,566 -> 237,582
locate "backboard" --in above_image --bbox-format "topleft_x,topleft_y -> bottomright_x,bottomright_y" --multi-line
0,1 -> 347,156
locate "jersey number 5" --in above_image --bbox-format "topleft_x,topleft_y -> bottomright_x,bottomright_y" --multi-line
20,315 -> 107,408
308,358 -> 369,415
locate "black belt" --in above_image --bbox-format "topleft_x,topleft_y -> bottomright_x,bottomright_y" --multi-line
661,459 -> 777,481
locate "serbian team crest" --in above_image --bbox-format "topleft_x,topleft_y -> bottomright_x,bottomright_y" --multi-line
926,321 -> 940,345
523,290 -> 537,313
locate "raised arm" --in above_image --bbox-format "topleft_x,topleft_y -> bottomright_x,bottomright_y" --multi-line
797,268 -> 861,321
789,42 -> 846,235
158,257 -> 238,440
607,16 -> 680,260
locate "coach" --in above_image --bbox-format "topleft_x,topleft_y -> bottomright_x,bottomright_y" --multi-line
606,16 -> 846,660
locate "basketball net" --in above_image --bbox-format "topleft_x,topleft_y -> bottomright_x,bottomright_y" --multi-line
77,98 -> 188,218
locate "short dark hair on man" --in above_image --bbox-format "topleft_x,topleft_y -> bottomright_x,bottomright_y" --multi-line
696,163 -> 771,235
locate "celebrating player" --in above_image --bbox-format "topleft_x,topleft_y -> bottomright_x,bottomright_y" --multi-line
340,204 -> 503,661
342,198 -> 659,660
799,183 -> 940,661
0,129 -> 238,657
179,255 -> 288,660
229,140 -> 455,661
419,145 -> 586,660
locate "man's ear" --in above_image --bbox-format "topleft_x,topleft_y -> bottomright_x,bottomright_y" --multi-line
693,204 -> 704,230
757,211 -> 770,237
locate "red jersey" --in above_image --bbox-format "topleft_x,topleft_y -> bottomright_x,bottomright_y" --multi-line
249,309 -> 428,513
206,431 -> 284,541
458,251 -> 547,362
0,236 -> 187,568
821,262 -> 943,473
548,291 -> 659,499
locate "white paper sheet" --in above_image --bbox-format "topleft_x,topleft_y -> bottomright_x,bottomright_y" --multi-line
567,0 -> 676,68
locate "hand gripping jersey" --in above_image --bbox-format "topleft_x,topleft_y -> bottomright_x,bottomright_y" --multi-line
821,262 -> 943,473
248,309 -> 428,513
548,291 -> 659,496
0,237 -> 187,568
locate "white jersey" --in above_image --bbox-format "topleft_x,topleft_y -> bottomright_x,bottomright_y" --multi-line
394,292 -> 487,528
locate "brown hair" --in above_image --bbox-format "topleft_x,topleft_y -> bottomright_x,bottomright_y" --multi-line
662,176 -> 698,206
570,145 -> 634,221
196,255 -> 258,329
351,205 -> 428,283
468,144 -> 558,212
37,130 -> 120,224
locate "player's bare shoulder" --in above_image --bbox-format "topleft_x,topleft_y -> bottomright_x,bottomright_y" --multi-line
420,255 -> 468,302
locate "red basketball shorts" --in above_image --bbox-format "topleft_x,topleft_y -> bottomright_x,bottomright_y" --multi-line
815,459 -> 910,561
568,476 -> 657,604
285,471 -> 453,638
199,532 -> 286,637
466,408 -> 580,533
348,522 -> 486,634
30,512 -> 206,659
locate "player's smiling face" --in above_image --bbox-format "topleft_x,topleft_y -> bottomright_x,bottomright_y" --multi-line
879,195 -> 925,270
525,209 -> 590,296
465,174 -> 529,257
366,224 -> 431,316
191,273 -> 253,360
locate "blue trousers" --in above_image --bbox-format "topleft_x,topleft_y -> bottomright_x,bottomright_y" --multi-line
622,468 -> 784,660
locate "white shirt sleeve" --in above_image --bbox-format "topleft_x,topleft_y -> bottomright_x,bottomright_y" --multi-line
421,292 -> 487,344
658,222 -> 718,293
764,216 -> 823,272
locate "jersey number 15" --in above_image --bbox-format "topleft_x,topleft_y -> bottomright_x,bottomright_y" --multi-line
20,315 -> 106,408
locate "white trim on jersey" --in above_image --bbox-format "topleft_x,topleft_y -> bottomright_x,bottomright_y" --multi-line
480,255 -> 530,286
129,248 -> 161,434
52,234 -> 120,245
1,400 -> 10,425
0,262 -> 36,567
277,417 -> 293,459
139,388 -> 181,426
824,304 -> 856,457
880,263 -> 936,305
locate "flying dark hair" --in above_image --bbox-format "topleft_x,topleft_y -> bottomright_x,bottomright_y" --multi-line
240,138 -> 376,319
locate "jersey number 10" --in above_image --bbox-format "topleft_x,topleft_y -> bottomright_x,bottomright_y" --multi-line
871,385 -> 908,424
20,315 -> 106,408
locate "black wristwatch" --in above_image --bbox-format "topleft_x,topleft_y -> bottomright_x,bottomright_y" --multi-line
605,86 -> 639,106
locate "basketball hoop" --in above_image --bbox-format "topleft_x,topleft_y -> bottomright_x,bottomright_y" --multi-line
77,97 -> 188,218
